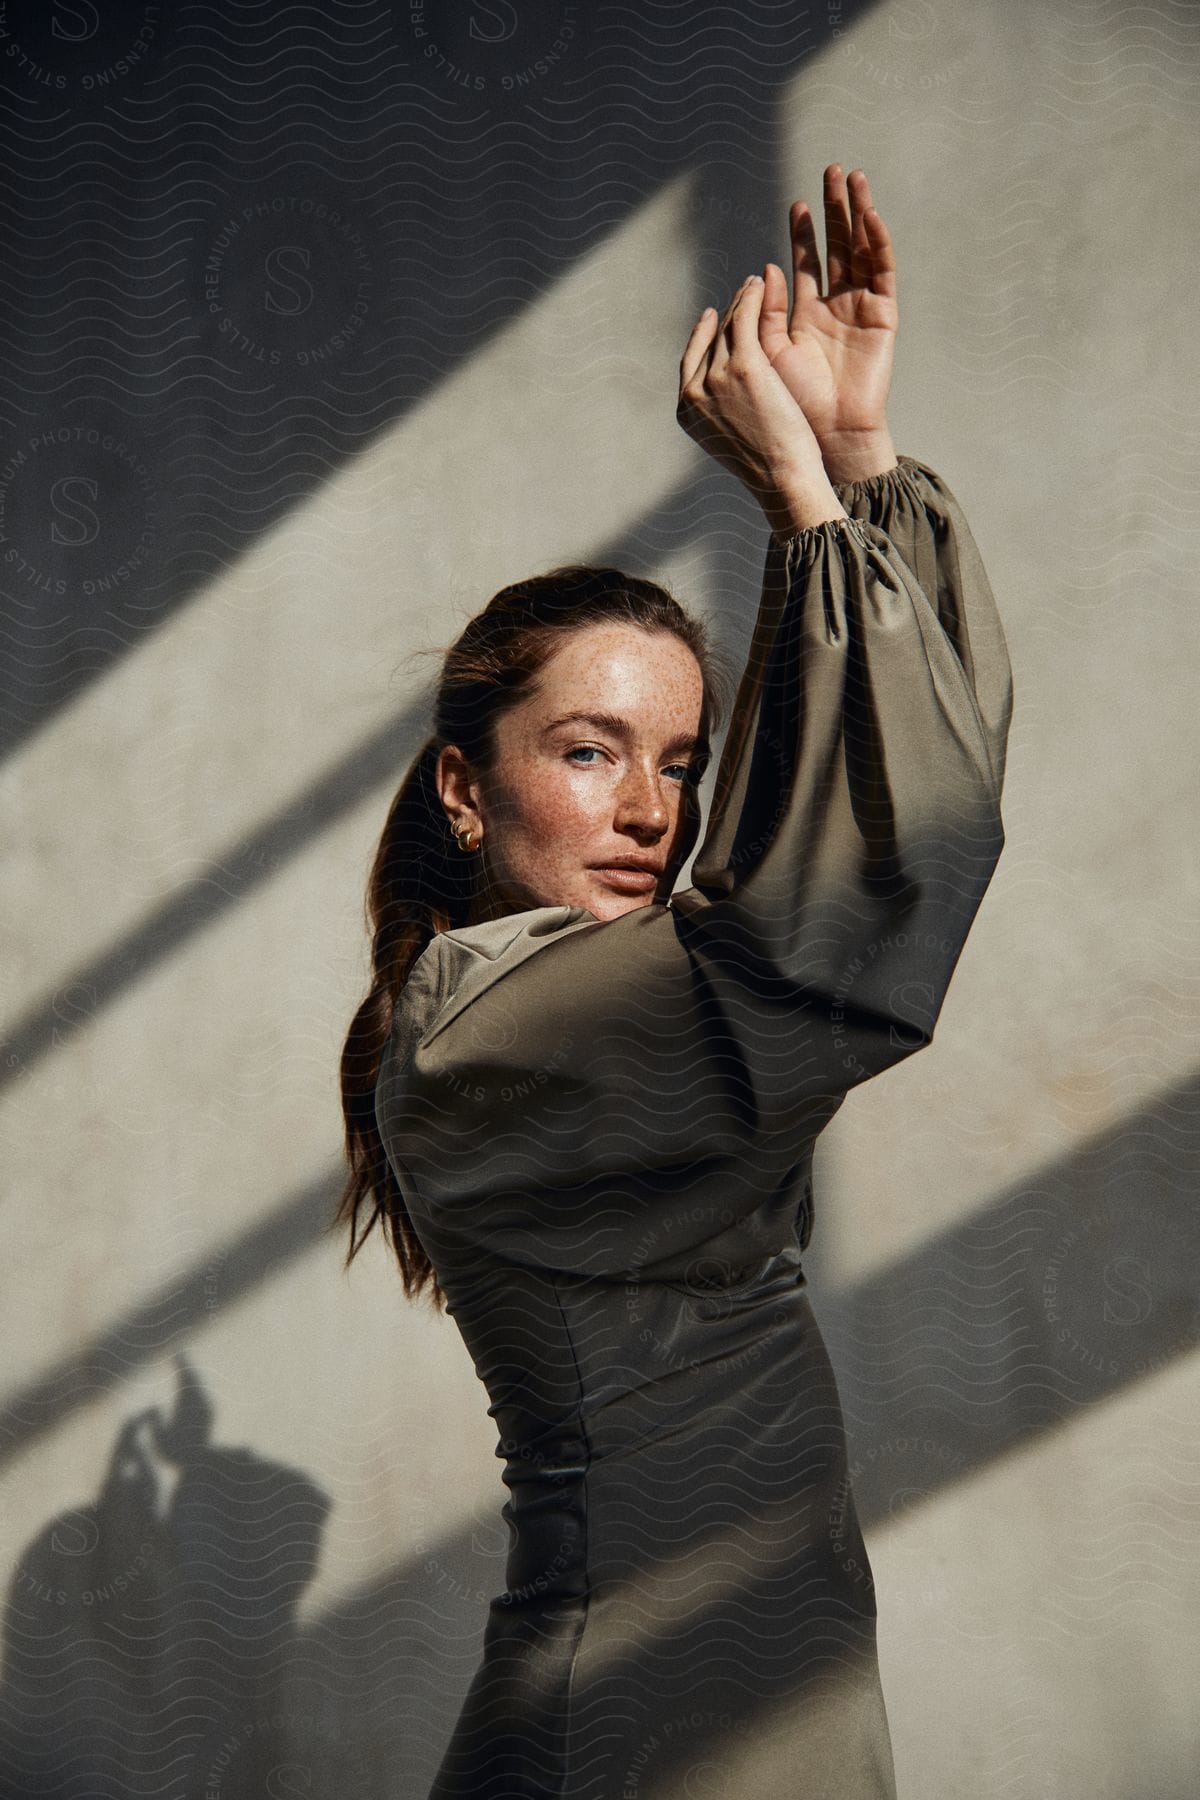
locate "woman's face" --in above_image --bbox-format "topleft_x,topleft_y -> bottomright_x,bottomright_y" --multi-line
438,624 -> 708,923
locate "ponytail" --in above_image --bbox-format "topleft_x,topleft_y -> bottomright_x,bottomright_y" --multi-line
331,735 -> 466,1310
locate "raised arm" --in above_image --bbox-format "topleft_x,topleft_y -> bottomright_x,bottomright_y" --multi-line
670,481 -> 1009,1091
666,169 -> 1010,1085
832,454 -> 1013,800
759,163 -> 1011,788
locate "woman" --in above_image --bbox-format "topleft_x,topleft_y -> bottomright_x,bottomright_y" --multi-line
337,166 -> 1013,1799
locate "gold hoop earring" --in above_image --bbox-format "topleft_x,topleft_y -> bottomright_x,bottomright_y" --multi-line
453,822 -> 481,854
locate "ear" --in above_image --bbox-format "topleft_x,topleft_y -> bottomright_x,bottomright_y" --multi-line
435,743 -> 483,832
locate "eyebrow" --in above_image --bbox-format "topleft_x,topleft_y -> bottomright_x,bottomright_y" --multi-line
542,710 -> 707,757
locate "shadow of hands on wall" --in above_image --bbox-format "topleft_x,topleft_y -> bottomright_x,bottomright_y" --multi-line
2,1069 -> 1198,1796
0,1354 -> 362,1800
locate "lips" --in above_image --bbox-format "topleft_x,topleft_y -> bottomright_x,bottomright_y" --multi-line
591,865 -> 661,893
591,859 -> 663,875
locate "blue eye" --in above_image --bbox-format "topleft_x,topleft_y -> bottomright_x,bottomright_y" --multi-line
565,747 -> 703,781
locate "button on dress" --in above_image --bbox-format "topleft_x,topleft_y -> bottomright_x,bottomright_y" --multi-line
375,455 -> 1014,1799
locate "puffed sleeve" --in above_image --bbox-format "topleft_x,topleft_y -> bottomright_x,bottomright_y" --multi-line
669,454 -> 1012,1092
832,453 -> 1012,798
376,458 -> 1012,1279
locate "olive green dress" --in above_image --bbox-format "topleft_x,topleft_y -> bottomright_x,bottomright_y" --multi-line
375,455 -> 1013,1799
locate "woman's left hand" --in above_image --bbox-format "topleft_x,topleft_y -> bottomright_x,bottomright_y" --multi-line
758,165 -> 899,482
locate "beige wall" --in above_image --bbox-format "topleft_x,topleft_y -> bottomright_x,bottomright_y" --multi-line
3,1 -> 1198,1795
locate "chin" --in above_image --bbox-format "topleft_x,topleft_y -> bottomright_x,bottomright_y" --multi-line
584,887 -> 662,923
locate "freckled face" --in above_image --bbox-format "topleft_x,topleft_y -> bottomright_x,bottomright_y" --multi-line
443,624 -> 708,923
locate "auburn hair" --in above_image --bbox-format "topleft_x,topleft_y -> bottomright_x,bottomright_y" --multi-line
331,561 -> 734,1310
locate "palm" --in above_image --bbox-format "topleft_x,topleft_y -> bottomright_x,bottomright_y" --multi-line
758,166 -> 898,442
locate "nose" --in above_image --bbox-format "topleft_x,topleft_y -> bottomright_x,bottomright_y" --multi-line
614,761 -> 671,837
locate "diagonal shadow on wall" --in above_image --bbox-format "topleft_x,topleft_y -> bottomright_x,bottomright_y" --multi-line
3,1062 -> 1196,1487
0,0 -> 873,763
2,459 -> 759,1100
2,1063 -> 1196,1794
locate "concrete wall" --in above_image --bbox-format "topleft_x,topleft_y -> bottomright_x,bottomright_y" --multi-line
2,1 -> 1197,1795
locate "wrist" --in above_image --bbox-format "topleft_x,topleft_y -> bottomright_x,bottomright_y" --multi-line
761,474 -> 850,535
818,427 -> 899,487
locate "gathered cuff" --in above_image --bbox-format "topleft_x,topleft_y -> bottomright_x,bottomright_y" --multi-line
768,511 -> 875,554
768,456 -> 925,551
831,452 -> 921,500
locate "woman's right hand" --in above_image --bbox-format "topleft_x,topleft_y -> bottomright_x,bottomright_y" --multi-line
677,274 -> 848,533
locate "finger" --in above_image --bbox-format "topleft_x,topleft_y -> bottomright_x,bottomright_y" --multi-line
847,169 -> 874,293
710,274 -> 756,375
787,199 -> 823,311
760,261 -> 791,348
729,273 -> 765,357
861,202 -> 897,302
823,162 -> 853,297
718,275 -> 752,338
679,305 -> 718,388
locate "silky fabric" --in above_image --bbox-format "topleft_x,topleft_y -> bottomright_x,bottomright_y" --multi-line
375,456 -> 1013,1798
